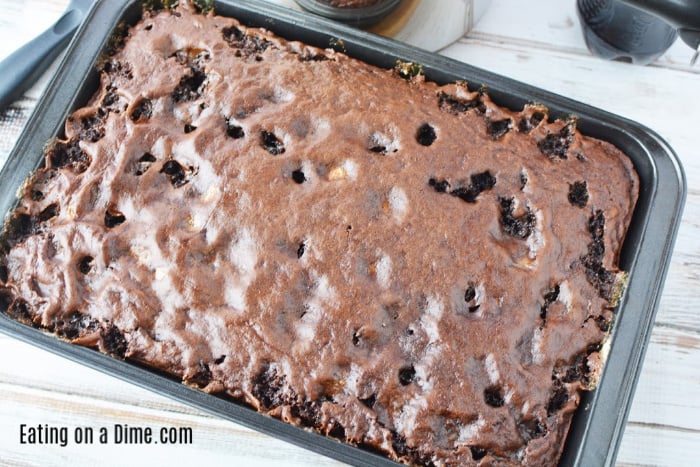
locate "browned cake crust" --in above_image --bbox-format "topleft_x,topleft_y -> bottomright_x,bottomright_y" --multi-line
0,3 -> 638,465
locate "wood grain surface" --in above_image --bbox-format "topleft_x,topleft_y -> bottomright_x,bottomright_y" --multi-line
0,0 -> 698,466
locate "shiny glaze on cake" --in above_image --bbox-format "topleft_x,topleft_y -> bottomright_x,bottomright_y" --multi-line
0,3 -> 638,465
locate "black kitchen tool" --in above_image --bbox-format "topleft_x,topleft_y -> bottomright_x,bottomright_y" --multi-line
0,1 -> 686,466
0,0 -> 95,111
578,0 -> 700,65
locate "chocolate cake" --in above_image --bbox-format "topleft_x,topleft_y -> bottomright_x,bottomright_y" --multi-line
0,2 -> 639,465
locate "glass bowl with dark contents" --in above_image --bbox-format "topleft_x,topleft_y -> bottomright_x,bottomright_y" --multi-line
294,0 -> 402,28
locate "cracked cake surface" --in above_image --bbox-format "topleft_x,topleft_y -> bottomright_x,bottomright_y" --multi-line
0,3 -> 638,465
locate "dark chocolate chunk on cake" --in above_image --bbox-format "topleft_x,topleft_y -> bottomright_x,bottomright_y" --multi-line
0,2 -> 638,465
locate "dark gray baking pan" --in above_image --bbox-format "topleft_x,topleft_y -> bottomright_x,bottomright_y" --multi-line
0,0 -> 686,465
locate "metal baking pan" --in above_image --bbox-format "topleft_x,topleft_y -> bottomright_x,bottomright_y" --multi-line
0,0 -> 686,465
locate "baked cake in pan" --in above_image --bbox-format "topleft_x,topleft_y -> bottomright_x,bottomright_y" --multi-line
0,2 -> 638,465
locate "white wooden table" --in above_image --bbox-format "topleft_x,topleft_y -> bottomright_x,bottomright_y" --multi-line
0,1 -> 698,466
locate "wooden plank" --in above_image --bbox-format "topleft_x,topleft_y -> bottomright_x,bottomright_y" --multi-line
0,334 -> 201,417
624,326 -> 700,431
655,193 -> 700,333
0,384 -> 345,467
617,422 -> 700,467
468,0 -> 699,71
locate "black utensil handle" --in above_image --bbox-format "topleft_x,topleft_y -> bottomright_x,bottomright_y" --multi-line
621,0 -> 700,30
679,28 -> 700,49
577,0 -> 678,65
0,8 -> 83,111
